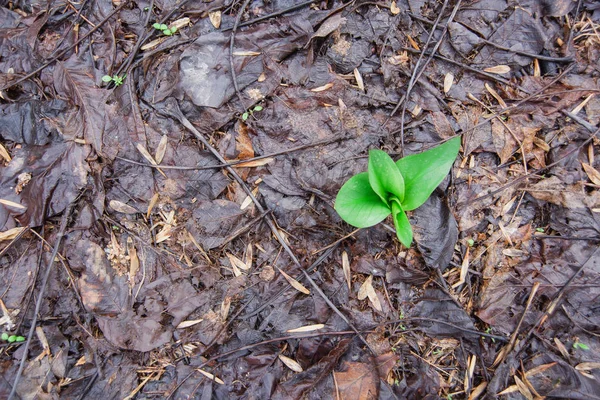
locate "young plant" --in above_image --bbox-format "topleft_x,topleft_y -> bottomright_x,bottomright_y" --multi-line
334,136 -> 461,247
242,105 -> 263,121
152,22 -> 178,36
101,74 -> 126,86
1,332 -> 25,343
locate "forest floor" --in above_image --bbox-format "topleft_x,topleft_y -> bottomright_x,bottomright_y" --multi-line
1,0 -> 600,399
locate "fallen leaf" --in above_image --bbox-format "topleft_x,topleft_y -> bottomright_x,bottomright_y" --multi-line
196,369 -> 224,385
232,51 -> 261,56
444,72 -> 454,94
582,162 -> 600,185
0,198 -> 26,209
109,200 -> 138,214
278,268 -> 310,294
155,135 -> 168,164
177,319 -> 204,329
0,227 -> 26,241
354,68 -> 364,92
333,361 -> 377,400
286,324 -> 325,333
310,83 -> 334,92
279,354 -> 303,372
209,10 -> 221,29
342,251 -> 351,291
483,65 -> 511,74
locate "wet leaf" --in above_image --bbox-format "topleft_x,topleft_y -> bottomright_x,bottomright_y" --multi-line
582,162 -> 600,185
279,354 -> 304,372
278,268 -> 310,294
333,361 -> 378,400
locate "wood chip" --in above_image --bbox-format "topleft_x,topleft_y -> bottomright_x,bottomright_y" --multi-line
342,251 -> 351,291
278,268 -> 310,294
443,72 -> 454,94
278,354 -> 303,372
286,324 -> 325,333
483,65 -> 511,74
208,10 -> 221,28
109,200 -> 138,214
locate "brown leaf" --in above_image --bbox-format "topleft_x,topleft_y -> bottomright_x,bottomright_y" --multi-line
342,251 -> 351,291
333,362 -> 378,400
155,135 -> 168,164
0,227 -> 26,241
483,65 -> 511,74
208,10 -> 221,28
109,200 -> 138,214
582,162 -> 600,185
278,268 -> 310,294
286,324 -> 324,333
278,354 -> 304,372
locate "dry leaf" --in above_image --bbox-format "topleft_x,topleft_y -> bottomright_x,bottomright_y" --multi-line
155,224 -> 172,243
235,157 -> 273,168
571,94 -> 595,115
208,10 -> 221,28
109,200 -> 138,214
576,362 -> 600,371
221,296 -> 231,320
311,83 -> 334,92
155,135 -> 168,164
309,14 -> 346,42
141,37 -> 167,51
196,369 -> 225,385
0,227 -> 26,242
342,251 -> 351,291
240,195 -> 253,210
407,35 -> 420,50
353,68 -> 364,92
244,243 -> 253,270
582,162 -> 600,185
358,275 -> 383,311
232,51 -> 261,56
390,1 -> 400,14
0,199 -> 25,209
278,354 -> 303,372
467,381 -> 487,400
286,324 -> 325,333
127,237 -> 139,287
334,362 -> 378,400
177,319 -> 203,329
147,193 -> 159,219
452,247 -> 469,288
514,376 -> 533,400
227,253 -> 249,270
136,143 -> 157,165
483,65 -> 511,74
443,72 -> 454,94
485,83 -> 507,108
258,72 -> 266,82
0,143 -> 11,162
524,362 -> 557,377
278,268 -> 310,294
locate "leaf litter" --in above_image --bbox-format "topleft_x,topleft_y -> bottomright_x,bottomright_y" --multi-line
1,0 -> 600,398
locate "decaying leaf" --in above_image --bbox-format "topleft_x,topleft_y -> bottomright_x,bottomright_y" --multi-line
483,65 -> 511,74
196,369 -> 224,385
209,10 -> 221,29
354,68 -> 364,92
177,319 -> 204,329
444,72 -> 454,94
582,162 -> 600,185
0,227 -> 26,241
155,135 -> 168,164
310,83 -> 334,92
109,200 -> 138,214
0,198 -> 26,210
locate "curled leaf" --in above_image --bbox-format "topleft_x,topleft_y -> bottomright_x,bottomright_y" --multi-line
368,149 -> 405,203
335,172 -> 391,228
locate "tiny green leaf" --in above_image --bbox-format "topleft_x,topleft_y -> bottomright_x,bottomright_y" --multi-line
102,75 -> 113,83
171,26 -> 178,33
396,136 -> 460,211
391,200 -> 413,247
253,105 -> 263,112
1,332 -> 8,341
467,238 -> 474,247
15,336 -> 25,342
242,112 -> 249,121
163,29 -> 172,36
160,24 -> 168,31
335,172 -> 391,228
8,335 -> 17,343
573,342 -> 589,350
368,149 -> 405,203
152,22 -> 162,30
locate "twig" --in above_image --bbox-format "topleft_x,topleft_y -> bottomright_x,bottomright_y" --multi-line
8,195 -> 80,400
229,0 -> 253,107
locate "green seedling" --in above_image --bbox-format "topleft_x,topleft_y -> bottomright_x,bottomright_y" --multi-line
242,105 -> 263,121
335,137 -> 461,248
152,22 -> 178,36
1,333 -> 25,343
573,341 -> 589,351
101,74 -> 126,86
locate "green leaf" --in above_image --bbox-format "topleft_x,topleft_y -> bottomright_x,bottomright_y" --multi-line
368,149 -> 405,203
101,75 -> 113,83
160,24 -> 168,31
163,29 -> 172,36
1,332 -> 8,341
242,112 -> 249,121
253,105 -> 263,112
152,22 -> 162,30
391,200 -> 413,247
8,335 -> 16,343
335,172 -> 391,228
396,136 -> 460,211
171,26 -> 178,33
15,336 -> 25,342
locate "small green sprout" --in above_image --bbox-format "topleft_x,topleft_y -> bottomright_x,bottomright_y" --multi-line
536,227 -> 545,233
1,333 -> 25,343
335,137 -> 461,247
153,22 -> 178,36
573,341 -> 589,351
467,238 -> 475,247
242,105 -> 263,121
101,74 -> 126,86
